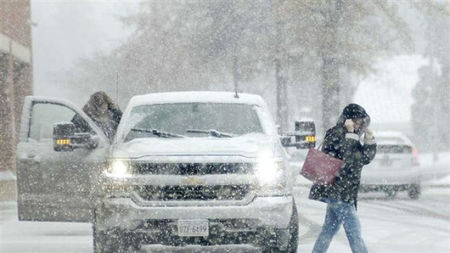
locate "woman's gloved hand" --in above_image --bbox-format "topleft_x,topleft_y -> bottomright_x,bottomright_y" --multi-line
364,128 -> 374,139
344,119 -> 355,133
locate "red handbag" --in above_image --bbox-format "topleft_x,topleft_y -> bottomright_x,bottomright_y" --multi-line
300,148 -> 344,185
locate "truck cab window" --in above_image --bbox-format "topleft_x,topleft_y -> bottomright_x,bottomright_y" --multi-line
29,103 -> 91,141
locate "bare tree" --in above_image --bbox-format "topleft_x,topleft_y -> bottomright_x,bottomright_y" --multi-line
67,0 -> 411,132
412,1 -> 450,156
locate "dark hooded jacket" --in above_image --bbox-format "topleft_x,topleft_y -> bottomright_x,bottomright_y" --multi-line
70,91 -> 122,142
309,104 -> 377,208
72,107 -> 122,141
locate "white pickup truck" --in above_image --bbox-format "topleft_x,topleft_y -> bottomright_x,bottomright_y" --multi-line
16,91 -> 315,252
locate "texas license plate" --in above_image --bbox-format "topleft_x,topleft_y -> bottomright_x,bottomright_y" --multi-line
178,219 -> 209,237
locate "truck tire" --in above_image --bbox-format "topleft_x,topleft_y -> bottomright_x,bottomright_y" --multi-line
384,188 -> 397,198
93,225 -> 119,253
93,224 -> 137,253
408,184 -> 421,199
263,203 -> 299,253
287,204 -> 299,253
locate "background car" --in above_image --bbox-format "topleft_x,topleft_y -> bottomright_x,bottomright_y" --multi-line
360,131 -> 421,199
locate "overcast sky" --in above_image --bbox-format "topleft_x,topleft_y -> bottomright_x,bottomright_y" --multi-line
31,0 -> 140,98
30,0 -> 429,125
354,54 -> 428,125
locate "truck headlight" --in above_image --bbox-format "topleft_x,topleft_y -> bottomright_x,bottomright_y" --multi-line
106,159 -> 132,178
254,153 -> 285,188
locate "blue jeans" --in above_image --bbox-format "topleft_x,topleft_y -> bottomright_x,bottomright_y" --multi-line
312,201 -> 368,253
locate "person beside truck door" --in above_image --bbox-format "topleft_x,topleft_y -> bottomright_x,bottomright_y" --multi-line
72,91 -> 122,141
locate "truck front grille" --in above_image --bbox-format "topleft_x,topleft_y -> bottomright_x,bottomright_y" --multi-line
135,185 -> 250,201
132,163 -> 253,175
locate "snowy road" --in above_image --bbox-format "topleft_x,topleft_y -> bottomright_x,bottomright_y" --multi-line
1,186 -> 449,253
294,186 -> 450,253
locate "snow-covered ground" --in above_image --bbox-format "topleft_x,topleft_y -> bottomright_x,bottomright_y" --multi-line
1,185 -> 449,253
0,168 -> 16,181
1,150 -> 448,252
295,186 -> 450,253
419,152 -> 450,186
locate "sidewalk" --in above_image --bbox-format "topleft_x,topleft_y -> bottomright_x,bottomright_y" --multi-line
419,151 -> 450,186
0,167 -> 17,201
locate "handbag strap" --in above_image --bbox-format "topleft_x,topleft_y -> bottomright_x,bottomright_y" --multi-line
317,129 -> 332,150
316,139 -> 324,150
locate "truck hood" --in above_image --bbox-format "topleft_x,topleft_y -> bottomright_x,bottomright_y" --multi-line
112,133 -> 278,159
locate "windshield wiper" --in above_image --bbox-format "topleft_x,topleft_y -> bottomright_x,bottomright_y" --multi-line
187,129 -> 233,138
131,128 -> 185,138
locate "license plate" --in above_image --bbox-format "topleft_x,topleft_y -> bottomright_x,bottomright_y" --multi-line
178,219 -> 209,237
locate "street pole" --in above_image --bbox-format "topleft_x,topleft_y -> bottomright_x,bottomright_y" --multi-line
116,71 -> 119,105
272,0 -> 287,133
7,40 -> 17,172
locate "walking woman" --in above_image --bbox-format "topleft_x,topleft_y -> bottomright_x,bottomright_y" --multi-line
310,103 -> 377,253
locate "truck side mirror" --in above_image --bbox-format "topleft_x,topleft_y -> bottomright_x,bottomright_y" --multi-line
53,122 -> 98,152
294,121 -> 316,149
281,121 -> 316,149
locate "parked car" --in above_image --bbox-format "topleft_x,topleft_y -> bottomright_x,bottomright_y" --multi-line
16,91 -> 316,252
360,131 -> 421,199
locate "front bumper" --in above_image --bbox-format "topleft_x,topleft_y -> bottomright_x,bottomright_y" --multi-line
96,195 -> 294,232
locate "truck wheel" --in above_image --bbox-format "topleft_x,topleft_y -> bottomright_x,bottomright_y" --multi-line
408,184 -> 421,199
93,225 -> 119,253
93,225 -> 136,253
262,203 -> 299,253
384,188 -> 397,198
287,203 -> 299,253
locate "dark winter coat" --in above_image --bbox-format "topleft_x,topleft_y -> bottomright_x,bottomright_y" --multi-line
309,104 -> 377,208
72,107 -> 122,141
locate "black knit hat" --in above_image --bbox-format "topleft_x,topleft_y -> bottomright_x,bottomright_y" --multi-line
342,103 -> 368,120
339,103 -> 371,134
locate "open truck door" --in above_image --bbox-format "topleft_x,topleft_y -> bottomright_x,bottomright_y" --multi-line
16,96 -> 110,222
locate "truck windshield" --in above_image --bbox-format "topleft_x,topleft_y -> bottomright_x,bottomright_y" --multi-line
123,103 -> 264,142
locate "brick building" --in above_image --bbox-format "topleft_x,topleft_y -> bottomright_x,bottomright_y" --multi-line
0,0 -> 33,199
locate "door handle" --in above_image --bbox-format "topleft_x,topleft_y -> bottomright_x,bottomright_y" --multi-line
21,155 -> 40,164
32,155 -> 40,163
